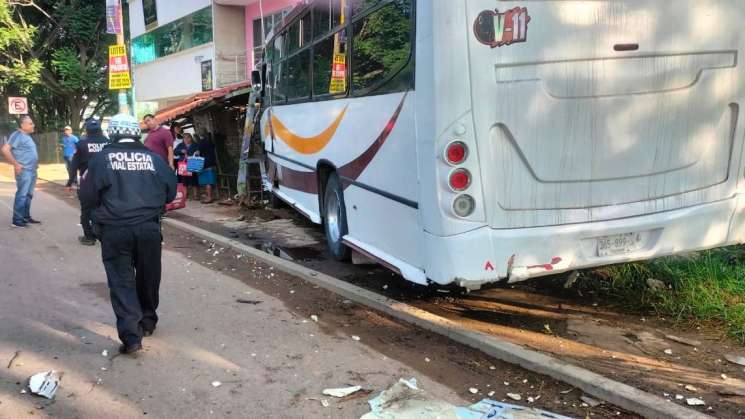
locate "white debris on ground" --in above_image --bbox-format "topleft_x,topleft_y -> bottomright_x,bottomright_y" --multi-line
28,371 -> 61,399
506,393 -> 521,401
352,335 -> 361,341
361,379 -> 573,419
468,388 -> 478,394
664,349 -> 673,355
211,381 -> 222,388
322,386 -> 362,398
724,353 -> 745,366
101,350 -> 108,357
684,385 -> 698,392
686,398 -> 706,406
310,315 -> 319,322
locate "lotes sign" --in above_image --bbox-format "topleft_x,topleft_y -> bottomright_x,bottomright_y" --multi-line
108,44 -> 132,90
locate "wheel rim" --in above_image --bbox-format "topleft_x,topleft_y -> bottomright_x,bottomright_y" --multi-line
326,190 -> 341,243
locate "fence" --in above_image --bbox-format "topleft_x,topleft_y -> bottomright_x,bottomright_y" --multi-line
0,132 -> 61,164
35,132 -> 63,164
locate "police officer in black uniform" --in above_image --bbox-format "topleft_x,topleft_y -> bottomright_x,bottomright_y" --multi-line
80,114 -> 176,355
67,118 -> 110,245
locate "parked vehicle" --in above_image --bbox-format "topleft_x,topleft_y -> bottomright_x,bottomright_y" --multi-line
256,0 -> 745,289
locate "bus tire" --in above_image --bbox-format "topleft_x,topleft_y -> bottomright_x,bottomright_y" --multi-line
323,172 -> 351,261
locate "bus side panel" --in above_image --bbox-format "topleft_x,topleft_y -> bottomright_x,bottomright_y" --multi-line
344,93 -> 422,272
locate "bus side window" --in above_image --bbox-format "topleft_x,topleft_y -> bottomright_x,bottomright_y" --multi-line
349,0 -> 382,17
314,29 -> 348,96
285,50 -> 311,101
351,0 -> 413,95
313,0 -> 344,40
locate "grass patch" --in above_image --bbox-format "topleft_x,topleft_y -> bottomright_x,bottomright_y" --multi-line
584,246 -> 745,343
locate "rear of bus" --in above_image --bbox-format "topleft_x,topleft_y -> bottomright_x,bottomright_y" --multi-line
416,1 -> 745,288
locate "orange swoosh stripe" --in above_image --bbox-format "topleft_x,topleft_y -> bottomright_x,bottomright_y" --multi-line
270,106 -> 348,155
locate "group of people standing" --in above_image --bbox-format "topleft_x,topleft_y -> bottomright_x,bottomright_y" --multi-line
143,115 -> 217,204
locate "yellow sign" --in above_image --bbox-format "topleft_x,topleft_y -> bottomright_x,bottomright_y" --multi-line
329,53 -> 347,94
108,44 -> 132,90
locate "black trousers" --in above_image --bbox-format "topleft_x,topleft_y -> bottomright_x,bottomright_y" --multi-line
81,206 -> 95,239
100,221 -> 162,346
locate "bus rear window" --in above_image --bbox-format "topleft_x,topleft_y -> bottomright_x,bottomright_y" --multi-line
351,0 -> 413,95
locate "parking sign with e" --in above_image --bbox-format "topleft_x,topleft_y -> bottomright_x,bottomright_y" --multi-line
8,97 -> 28,115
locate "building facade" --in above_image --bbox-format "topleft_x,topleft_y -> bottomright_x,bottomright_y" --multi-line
127,0 -> 299,113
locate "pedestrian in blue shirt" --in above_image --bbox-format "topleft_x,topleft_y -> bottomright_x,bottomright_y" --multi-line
0,115 -> 41,228
60,125 -> 79,188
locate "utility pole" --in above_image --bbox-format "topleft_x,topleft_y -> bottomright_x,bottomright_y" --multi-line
116,0 -> 130,115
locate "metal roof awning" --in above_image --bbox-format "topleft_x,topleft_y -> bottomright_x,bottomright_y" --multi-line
153,81 -> 251,124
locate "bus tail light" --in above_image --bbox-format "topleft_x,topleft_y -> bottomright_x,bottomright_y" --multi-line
449,169 -> 471,191
445,141 -> 468,165
453,194 -> 476,217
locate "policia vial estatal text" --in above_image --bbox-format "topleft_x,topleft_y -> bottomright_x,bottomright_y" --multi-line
80,113 -> 177,356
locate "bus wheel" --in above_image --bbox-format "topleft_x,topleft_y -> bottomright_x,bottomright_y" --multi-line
323,173 -> 351,261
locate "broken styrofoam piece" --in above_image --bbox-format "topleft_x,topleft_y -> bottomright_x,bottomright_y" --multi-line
323,386 -> 362,398
686,398 -> 705,406
211,381 -> 222,388
28,371 -> 61,399
363,378 -> 569,419
506,393 -> 521,401
459,399 -> 573,419
724,353 -> 745,366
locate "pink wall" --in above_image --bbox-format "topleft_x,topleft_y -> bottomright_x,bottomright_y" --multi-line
245,0 -> 301,73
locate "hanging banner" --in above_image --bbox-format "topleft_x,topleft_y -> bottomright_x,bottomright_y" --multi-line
329,53 -> 347,94
108,44 -> 132,90
106,0 -> 122,35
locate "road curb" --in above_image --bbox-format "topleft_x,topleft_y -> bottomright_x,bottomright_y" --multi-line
163,217 -> 713,419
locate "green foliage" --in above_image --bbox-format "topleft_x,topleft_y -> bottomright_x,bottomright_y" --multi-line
587,246 -> 745,343
0,1 -> 42,93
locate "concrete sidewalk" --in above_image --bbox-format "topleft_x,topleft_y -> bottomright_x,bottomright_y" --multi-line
0,180 -> 468,418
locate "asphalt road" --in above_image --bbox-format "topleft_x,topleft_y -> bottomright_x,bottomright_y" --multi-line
0,179 -> 470,418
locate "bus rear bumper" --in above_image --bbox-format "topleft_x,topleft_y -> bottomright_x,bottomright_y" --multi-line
423,196 -> 744,289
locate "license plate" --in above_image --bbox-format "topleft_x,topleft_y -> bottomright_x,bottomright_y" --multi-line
596,232 -> 644,257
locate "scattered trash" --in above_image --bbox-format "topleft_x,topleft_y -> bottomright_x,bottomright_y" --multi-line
323,386 -> 362,398
321,399 -> 330,408
646,278 -> 666,290
101,350 -> 108,357
724,353 -> 745,366
503,382 -> 509,386
362,379 -> 570,419
675,394 -> 684,400
686,398 -> 705,406
560,388 -> 575,394
382,285 -> 388,290
211,381 -> 222,388
721,374 -> 729,380
665,335 -> 702,347
352,335 -> 361,341
487,391 -> 495,397
6,351 -> 20,368
717,388 -> 745,397
527,397 -> 535,403
506,393 -> 522,401
20,389 -> 27,394
580,396 -> 602,407
489,366 -> 496,370
543,324 -> 552,334
425,357 -> 430,363
664,349 -> 673,355
311,315 -> 319,322
235,299 -> 262,305
684,385 -> 698,392
564,271 -> 579,289
28,371 -> 61,399
469,388 -> 479,394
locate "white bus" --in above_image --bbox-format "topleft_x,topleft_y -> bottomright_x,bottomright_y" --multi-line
257,0 -> 745,289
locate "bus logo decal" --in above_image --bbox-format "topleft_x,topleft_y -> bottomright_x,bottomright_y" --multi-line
474,7 -> 531,48
268,105 -> 349,155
